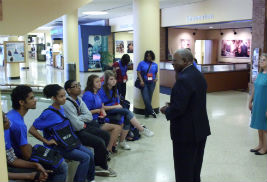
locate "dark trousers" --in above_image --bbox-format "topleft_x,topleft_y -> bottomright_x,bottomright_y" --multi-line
172,138 -> 207,182
76,121 -> 110,170
141,82 -> 156,115
117,82 -> 126,98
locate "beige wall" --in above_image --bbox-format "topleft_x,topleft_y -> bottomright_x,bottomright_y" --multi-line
0,0 -> 91,35
110,15 -> 133,32
162,0 -> 252,27
168,28 -> 252,63
114,32 -> 134,61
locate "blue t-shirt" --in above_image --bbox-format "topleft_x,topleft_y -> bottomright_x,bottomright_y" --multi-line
98,86 -> 120,106
33,105 -> 65,140
7,109 -> 28,158
137,60 -> 158,82
4,129 -> 12,150
119,61 -> 127,76
82,91 -> 103,120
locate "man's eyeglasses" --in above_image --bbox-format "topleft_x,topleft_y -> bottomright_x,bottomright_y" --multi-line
70,83 -> 81,88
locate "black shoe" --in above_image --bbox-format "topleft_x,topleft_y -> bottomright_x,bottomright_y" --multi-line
255,151 -> 267,155
250,148 -> 259,152
151,112 -> 157,118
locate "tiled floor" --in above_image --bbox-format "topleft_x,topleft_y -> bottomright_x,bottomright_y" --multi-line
0,60 -> 266,182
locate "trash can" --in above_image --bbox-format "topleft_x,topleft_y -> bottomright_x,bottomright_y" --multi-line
66,63 -> 76,80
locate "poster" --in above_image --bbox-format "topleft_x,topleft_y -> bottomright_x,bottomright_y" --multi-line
88,35 -> 102,70
221,39 -> 251,58
181,39 -> 191,49
115,40 -> 124,53
127,41 -> 133,53
0,44 -> 4,66
5,41 -> 25,63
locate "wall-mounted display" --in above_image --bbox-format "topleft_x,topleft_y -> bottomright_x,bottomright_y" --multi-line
221,39 -> 251,58
0,44 -> 4,66
252,48 -> 260,83
127,41 -> 133,53
181,39 -> 191,49
115,40 -> 124,53
4,41 -> 25,63
88,35 -> 104,70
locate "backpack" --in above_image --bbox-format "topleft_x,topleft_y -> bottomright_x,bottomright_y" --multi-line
44,108 -> 81,151
30,144 -> 64,169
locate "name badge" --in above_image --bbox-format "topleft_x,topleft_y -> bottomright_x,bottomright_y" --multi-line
147,73 -> 153,81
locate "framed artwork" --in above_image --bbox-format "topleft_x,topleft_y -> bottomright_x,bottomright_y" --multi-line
251,48 -> 260,83
115,40 -> 124,53
127,41 -> 133,53
0,0 -> 2,21
181,39 -> 191,49
221,39 -> 251,58
88,35 -> 104,71
4,41 -> 25,63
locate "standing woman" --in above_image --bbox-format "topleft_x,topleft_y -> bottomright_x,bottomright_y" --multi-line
137,50 -> 158,118
29,84 -> 95,182
249,53 -> 267,155
113,54 -> 131,98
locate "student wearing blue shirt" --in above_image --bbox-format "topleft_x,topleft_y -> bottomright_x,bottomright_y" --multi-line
7,85 -> 68,182
137,50 -> 158,118
29,84 -> 95,182
82,75 -> 122,153
3,112 -> 49,182
99,71 -> 154,150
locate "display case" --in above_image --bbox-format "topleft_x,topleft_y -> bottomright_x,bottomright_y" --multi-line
160,62 -> 250,92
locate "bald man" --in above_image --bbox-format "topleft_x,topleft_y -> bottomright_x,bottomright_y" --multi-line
160,49 -> 211,182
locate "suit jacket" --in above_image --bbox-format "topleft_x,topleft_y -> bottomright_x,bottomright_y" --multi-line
165,65 -> 211,142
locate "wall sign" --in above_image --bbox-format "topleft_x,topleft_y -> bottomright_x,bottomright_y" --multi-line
186,14 -> 214,23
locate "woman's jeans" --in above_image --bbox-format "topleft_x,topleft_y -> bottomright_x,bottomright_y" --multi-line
107,108 -> 133,130
117,82 -> 126,98
60,145 -> 95,182
141,81 -> 156,115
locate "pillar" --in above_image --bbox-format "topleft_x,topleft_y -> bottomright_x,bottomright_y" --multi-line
0,100 -> 8,181
6,36 -> 20,79
63,9 -> 80,82
133,0 -> 160,114
21,35 -> 29,69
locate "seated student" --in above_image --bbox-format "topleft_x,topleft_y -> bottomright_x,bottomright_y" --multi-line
29,84 -> 95,182
82,75 -> 122,152
7,85 -> 68,182
98,71 -> 154,149
63,80 -> 117,177
3,112 -> 48,182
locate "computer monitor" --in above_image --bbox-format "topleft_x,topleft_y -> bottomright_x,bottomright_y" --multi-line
93,53 -> 101,61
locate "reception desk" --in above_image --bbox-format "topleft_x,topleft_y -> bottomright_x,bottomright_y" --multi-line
160,62 -> 250,92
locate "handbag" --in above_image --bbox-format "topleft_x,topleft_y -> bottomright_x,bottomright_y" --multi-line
120,98 -> 130,110
134,62 -> 152,89
44,108 -> 81,151
30,144 -> 64,169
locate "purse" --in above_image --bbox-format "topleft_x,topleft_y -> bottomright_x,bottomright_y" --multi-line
134,62 -> 152,89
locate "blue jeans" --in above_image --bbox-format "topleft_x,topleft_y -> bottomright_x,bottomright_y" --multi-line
60,145 -> 95,182
107,108 -> 133,130
141,82 -> 156,115
47,160 -> 68,182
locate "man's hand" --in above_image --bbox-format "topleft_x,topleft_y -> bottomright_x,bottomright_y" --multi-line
45,139 -> 57,146
160,106 -> 167,114
35,163 -> 47,177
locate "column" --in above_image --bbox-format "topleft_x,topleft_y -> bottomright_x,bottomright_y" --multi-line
0,102 -> 8,181
21,35 -> 29,69
133,0 -> 160,114
6,36 -> 20,79
63,9 -> 80,82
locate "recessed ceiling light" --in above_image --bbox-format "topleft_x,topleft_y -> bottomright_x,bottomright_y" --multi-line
209,26 -> 213,29
83,11 -> 108,15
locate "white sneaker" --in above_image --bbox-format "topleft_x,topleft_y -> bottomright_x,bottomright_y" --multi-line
141,128 -> 154,137
108,168 -> 117,177
95,166 -> 110,177
119,141 -> 131,150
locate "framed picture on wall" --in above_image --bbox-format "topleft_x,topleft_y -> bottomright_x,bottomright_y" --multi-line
181,39 -> 191,49
127,41 -> 133,53
4,41 -> 25,63
115,40 -> 124,53
221,39 -> 251,58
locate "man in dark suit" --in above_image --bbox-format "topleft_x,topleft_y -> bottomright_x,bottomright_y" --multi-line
160,49 -> 211,182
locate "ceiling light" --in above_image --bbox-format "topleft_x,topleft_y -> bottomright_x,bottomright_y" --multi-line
209,26 -> 213,29
83,11 -> 108,15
